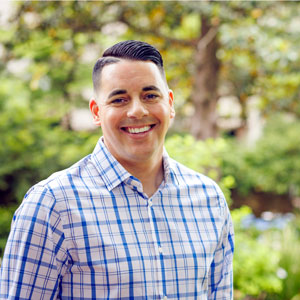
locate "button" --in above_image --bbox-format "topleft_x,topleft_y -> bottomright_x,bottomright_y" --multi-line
148,201 -> 153,207
158,246 -> 163,254
163,296 -> 167,300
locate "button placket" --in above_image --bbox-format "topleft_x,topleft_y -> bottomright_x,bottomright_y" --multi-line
147,196 -> 165,298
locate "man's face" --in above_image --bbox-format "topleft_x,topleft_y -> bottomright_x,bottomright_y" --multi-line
90,59 -> 175,167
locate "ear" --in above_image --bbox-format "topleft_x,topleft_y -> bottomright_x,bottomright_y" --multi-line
89,98 -> 101,126
168,90 -> 175,119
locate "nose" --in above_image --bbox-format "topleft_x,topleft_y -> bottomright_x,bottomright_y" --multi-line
127,98 -> 149,119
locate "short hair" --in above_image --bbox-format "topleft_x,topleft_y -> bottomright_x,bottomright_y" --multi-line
92,40 -> 166,95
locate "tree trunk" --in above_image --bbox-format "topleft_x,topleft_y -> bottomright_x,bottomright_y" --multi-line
190,16 -> 220,140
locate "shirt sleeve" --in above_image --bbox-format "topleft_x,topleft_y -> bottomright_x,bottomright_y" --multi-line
208,199 -> 235,300
0,185 -> 69,300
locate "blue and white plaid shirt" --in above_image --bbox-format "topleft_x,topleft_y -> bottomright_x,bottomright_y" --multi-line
0,137 -> 234,299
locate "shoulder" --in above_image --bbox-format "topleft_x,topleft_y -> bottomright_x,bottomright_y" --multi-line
169,157 -> 219,187
20,154 -> 92,209
41,154 -> 92,188
169,158 -> 227,209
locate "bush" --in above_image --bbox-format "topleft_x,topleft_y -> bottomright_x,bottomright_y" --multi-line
0,98 -> 99,206
232,207 -> 300,300
232,207 -> 283,299
276,215 -> 300,300
0,206 -> 16,258
222,114 -> 300,198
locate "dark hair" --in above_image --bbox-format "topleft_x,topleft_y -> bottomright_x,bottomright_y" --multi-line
92,40 -> 166,94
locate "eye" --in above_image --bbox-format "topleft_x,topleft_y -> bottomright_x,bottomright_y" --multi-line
144,93 -> 159,101
111,98 -> 128,105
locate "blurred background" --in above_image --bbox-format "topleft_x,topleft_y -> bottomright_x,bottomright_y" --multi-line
0,1 -> 299,299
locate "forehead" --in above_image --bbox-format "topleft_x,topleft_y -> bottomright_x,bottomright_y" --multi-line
100,59 -> 166,90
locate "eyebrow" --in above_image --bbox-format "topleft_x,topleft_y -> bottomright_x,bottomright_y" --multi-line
108,89 -> 127,99
142,85 -> 161,92
107,85 -> 161,99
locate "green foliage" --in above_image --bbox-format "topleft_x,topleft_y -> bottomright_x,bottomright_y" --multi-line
0,206 -> 15,258
232,208 -> 300,300
276,216 -> 300,300
232,207 -> 282,298
219,2 -> 300,118
0,91 -> 99,204
222,114 -> 300,197
0,1 -> 104,205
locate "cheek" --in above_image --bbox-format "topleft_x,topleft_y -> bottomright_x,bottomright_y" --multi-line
154,104 -> 172,120
101,109 -> 122,126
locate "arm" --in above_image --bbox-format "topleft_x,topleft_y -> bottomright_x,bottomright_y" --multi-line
0,186 -> 68,300
208,203 -> 234,300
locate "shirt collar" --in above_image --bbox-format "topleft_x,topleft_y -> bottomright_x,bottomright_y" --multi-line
91,137 -> 131,191
162,148 -> 180,186
91,137 -> 179,191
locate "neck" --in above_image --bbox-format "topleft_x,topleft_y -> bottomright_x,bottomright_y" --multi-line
122,157 -> 164,198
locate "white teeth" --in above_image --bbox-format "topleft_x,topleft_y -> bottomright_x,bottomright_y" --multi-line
127,126 -> 151,134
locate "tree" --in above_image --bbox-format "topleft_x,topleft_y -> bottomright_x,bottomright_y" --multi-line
114,1 -> 300,138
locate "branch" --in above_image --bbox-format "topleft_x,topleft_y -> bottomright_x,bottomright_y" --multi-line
119,10 -> 219,51
197,26 -> 218,50
119,14 -> 196,47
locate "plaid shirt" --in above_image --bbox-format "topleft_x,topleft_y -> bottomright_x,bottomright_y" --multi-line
0,137 -> 234,300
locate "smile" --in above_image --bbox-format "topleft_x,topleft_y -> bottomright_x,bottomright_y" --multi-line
122,125 -> 155,134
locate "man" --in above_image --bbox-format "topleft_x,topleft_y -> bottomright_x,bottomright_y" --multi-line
0,40 -> 234,299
